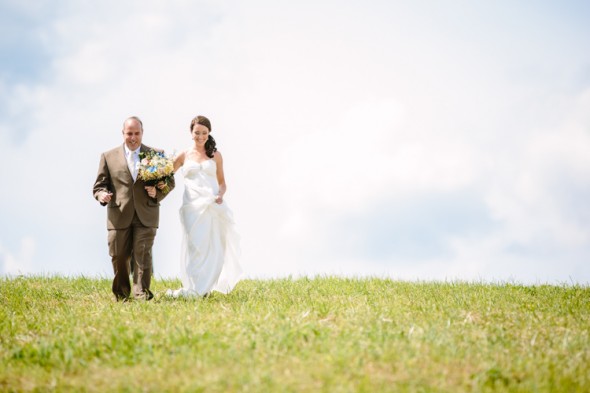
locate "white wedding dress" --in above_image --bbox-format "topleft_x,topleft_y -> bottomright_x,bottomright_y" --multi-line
167,158 -> 242,298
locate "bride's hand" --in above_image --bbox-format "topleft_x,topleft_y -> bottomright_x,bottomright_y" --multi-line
215,195 -> 223,204
156,181 -> 167,190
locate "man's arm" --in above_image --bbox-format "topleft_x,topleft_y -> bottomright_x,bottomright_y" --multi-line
93,153 -> 113,205
154,173 -> 175,202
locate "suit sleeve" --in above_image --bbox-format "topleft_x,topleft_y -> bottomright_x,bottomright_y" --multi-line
93,153 -> 112,206
154,171 -> 175,203
150,148 -> 176,203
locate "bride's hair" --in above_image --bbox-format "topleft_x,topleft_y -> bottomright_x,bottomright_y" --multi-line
190,115 -> 217,158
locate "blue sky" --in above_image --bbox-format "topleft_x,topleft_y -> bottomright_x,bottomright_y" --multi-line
1,0 -> 589,284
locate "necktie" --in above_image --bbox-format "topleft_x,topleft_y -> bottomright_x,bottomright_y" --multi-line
128,151 -> 137,181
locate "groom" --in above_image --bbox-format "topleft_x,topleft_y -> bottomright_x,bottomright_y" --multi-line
93,116 -> 175,301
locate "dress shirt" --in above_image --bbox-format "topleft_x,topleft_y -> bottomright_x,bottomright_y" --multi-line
124,145 -> 140,181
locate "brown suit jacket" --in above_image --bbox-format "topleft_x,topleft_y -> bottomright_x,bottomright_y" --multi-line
93,144 -> 175,229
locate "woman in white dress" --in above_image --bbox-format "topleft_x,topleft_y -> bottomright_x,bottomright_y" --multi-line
165,115 -> 242,298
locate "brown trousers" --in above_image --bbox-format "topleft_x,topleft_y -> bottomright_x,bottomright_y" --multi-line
108,213 -> 157,301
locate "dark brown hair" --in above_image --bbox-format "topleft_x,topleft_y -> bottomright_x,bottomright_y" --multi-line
190,115 -> 217,158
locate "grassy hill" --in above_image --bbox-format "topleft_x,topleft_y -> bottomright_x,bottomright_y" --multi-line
1,276 -> 588,392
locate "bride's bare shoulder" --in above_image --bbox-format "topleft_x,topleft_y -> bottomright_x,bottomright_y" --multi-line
175,150 -> 187,160
173,150 -> 187,170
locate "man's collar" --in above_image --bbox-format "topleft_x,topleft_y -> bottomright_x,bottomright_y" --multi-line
124,144 -> 140,156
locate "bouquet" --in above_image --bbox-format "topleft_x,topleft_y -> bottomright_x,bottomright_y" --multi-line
138,150 -> 175,194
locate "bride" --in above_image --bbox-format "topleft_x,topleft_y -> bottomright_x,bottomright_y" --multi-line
164,115 -> 242,298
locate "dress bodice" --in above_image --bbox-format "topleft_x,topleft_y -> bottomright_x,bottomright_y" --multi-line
182,159 -> 217,178
181,159 -> 219,203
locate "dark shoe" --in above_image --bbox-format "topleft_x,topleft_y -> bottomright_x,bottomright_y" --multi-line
134,289 -> 154,301
115,294 -> 131,302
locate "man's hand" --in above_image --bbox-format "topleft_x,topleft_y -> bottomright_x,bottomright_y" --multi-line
145,186 -> 157,198
98,191 -> 113,204
156,181 -> 167,190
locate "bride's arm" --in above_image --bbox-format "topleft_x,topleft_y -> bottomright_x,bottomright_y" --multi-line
173,151 -> 186,172
214,151 -> 226,204
158,151 -> 185,191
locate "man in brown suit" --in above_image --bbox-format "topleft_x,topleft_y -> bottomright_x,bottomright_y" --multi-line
93,116 -> 175,301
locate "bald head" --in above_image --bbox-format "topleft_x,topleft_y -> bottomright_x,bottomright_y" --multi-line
122,116 -> 144,151
123,116 -> 143,131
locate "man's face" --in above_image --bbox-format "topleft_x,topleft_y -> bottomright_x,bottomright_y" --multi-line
122,119 -> 143,151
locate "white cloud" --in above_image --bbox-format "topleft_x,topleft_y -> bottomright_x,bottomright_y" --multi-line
1,1 -> 589,284
0,237 -> 36,275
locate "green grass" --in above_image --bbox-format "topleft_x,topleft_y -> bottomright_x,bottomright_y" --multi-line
1,276 -> 589,392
